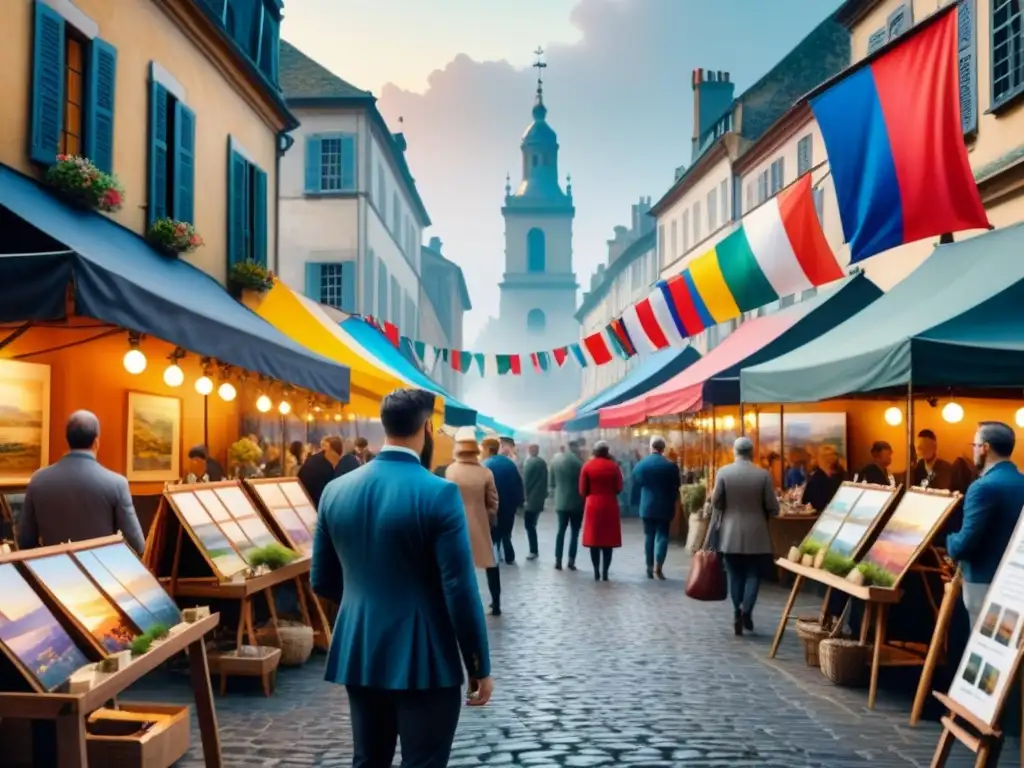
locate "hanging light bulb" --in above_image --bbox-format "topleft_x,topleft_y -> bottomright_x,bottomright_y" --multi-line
347,413 -> 356,421
884,407 -> 903,426
278,401 -> 292,415
334,413 -> 343,422
723,415 -> 736,431
194,376 -> 213,395
256,394 -> 272,413
1016,407 -> 1024,428
218,382 -> 237,402
123,349 -> 146,375
306,413 -> 315,423
162,364 -> 184,387
941,401 -> 964,424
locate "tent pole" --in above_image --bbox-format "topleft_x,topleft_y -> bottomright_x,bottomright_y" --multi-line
906,383 -> 914,486
779,404 -> 786,490
711,404 -> 717,482
739,401 -> 746,437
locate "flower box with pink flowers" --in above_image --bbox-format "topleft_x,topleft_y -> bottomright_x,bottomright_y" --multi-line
147,218 -> 204,258
45,155 -> 124,212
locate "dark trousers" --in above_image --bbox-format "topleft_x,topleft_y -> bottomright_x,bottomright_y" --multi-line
722,553 -> 762,615
347,685 -> 461,768
555,509 -> 583,563
485,566 -> 500,609
589,547 -> 613,576
642,518 -> 671,569
492,514 -> 515,563
523,509 -> 541,555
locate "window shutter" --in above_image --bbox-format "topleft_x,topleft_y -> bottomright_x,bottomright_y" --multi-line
377,261 -> 389,320
362,249 -> 375,316
30,1 -> 65,165
84,39 -> 117,173
147,81 -> 170,225
813,187 -> 825,225
304,135 -> 322,193
304,262 -> 322,301
797,136 -> 811,176
341,135 -> 356,190
340,262 -> 356,313
252,166 -> 268,268
957,0 -> 977,135
390,276 -> 400,326
227,150 -> 249,267
172,101 -> 196,224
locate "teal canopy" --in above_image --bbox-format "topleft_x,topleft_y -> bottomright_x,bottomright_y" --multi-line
741,223 -> 1024,403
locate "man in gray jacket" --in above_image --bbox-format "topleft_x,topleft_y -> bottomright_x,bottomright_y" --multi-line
549,440 -> 585,570
18,411 -> 146,554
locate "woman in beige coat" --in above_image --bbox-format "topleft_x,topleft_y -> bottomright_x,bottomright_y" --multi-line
445,427 -> 502,616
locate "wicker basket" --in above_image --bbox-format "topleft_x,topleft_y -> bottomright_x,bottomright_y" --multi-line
819,639 -> 869,686
794,617 -> 832,667
256,624 -> 314,666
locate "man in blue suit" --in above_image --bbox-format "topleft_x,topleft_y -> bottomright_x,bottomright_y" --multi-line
312,388 -> 493,767
947,421 -> 1024,626
631,436 -> 682,580
483,437 -> 524,565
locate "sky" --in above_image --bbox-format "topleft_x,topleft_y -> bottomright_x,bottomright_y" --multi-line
282,0 -> 844,347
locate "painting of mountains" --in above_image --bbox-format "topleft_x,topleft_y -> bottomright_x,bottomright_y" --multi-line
82,543 -> 181,629
126,393 -> 180,482
860,491 -> 954,586
0,563 -> 89,691
0,360 -> 50,484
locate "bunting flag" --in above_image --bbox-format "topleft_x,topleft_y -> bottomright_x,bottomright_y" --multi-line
582,332 -> 613,365
412,340 -> 427,364
496,354 -> 522,376
473,353 -> 486,376
552,347 -> 569,367
570,343 -> 588,367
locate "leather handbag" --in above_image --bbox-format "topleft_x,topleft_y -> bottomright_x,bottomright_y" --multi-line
685,547 -> 728,602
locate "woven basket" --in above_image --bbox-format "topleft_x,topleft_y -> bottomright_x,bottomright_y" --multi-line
795,617 -> 832,667
819,639 -> 869,686
256,624 -> 314,666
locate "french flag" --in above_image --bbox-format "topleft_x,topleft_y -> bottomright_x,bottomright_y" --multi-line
811,4 -> 989,264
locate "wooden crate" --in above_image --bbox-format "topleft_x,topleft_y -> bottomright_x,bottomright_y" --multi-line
86,703 -> 190,768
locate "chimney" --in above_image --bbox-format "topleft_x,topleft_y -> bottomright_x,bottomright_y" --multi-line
631,196 -> 653,236
606,225 -> 633,265
691,67 -> 735,162
428,236 -> 443,253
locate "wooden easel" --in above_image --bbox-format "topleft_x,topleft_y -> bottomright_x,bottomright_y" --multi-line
911,567 -> 963,725
0,487 -> 26,551
930,691 -> 1005,767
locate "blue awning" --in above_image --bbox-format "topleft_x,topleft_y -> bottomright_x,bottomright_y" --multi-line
0,165 -> 350,402
562,345 -> 702,432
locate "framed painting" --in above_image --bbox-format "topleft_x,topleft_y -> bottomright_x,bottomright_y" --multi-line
164,487 -> 249,580
0,360 -> 51,486
799,483 -> 864,552
244,478 -> 316,555
858,489 -> 961,589
0,562 -> 90,692
75,542 -> 181,630
126,392 -> 181,483
757,412 -> 847,489
825,485 -> 901,560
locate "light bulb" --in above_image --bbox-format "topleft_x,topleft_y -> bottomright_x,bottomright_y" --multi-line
1016,407 -> 1024,428
195,376 -> 213,396
884,407 -> 903,426
162,364 -> 184,387
723,415 -> 736,430
123,349 -> 147,375
218,382 -> 237,402
942,401 -> 964,424
256,395 -> 272,413
347,413 -> 356,421
334,413 -> 343,422
306,414 -> 315,422
278,401 -> 291,415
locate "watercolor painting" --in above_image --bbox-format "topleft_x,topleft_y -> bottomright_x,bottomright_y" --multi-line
827,488 -> 897,559
860,491 -> 955,587
87,543 -> 181,628
192,522 -> 247,578
274,506 -> 313,554
0,563 -> 89,691
801,485 -> 862,551
25,554 -> 136,653
0,360 -> 50,485
238,516 -> 279,549
74,550 -> 159,633
757,412 -> 847,489
172,492 -> 213,529
195,490 -> 232,523
294,505 -> 318,533
215,486 -> 255,515
211,486 -> 281,548
282,481 -> 311,507
255,482 -> 290,509
126,393 -> 180,482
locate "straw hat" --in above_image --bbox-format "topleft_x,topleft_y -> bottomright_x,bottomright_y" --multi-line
454,426 -> 479,456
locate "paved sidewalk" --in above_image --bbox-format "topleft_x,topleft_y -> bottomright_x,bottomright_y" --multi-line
125,513 -> 1018,766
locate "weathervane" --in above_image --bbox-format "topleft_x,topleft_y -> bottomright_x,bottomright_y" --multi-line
533,46 -> 547,97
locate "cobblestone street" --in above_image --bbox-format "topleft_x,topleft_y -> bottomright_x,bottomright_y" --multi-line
127,513 -> 1016,766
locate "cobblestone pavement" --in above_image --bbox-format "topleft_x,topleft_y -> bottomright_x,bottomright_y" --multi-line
126,513 -> 1017,766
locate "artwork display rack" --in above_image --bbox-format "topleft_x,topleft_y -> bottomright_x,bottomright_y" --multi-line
0,537 -> 222,767
0,485 -> 27,551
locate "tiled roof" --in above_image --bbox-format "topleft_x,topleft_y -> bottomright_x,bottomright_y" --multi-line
279,40 -> 372,101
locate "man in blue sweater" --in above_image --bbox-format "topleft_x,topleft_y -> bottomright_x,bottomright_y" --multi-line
631,436 -> 682,580
483,437 -> 524,565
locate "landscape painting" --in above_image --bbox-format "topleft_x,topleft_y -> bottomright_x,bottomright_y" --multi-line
801,485 -> 863,551
126,393 -> 180,482
0,563 -> 89,691
757,412 -> 847,490
25,554 -> 136,653
87,543 -> 181,628
255,482 -> 290,509
238,515 -> 279,549
827,488 -> 897,559
214,486 -> 255,516
0,360 -> 50,485
171,491 -> 213,529
274,506 -> 313,554
195,489 -> 232,522
294,504 -> 318,533
282,481 -> 311,508
860,491 -> 955,587
74,550 -> 159,632
191,521 -> 248,579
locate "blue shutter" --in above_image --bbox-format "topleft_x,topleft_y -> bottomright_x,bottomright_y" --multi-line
340,262 -> 356,313
252,166 -> 268,267
304,135 -> 322,193
362,250 -> 375,316
172,101 -> 196,224
227,149 -> 249,267
304,263 -> 322,301
84,39 -> 117,174
147,81 -> 170,225
30,1 -> 65,165
341,135 -> 356,190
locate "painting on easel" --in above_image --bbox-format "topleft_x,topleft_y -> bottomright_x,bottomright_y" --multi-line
245,478 -> 316,555
798,483 -> 863,553
75,542 -> 181,633
167,489 -> 249,580
825,485 -> 900,559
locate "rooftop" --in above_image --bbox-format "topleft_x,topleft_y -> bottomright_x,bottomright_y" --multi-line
576,229 -> 657,322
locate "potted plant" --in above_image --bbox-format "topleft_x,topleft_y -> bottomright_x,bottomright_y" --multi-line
228,438 -> 262,479
45,155 -> 124,212
229,259 -> 275,309
147,217 -> 203,258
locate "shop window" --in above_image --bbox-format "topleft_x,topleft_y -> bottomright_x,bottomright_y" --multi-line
305,262 -> 356,312
304,133 -> 356,193
30,2 -> 118,171
227,139 -> 267,268
149,75 -> 196,225
527,228 -> 546,272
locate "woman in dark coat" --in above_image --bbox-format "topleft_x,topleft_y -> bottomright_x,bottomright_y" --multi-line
579,441 -> 623,581
802,444 -> 846,512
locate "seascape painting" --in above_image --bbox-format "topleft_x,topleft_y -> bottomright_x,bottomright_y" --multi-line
26,554 -> 136,653
74,550 -> 159,632
0,360 -> 50,485
255,482 -> 290,509
757,412 -> 847,489
0,563 -> 89,691
827,488 -> 897,559
126,393 -> 180,482
802,485 -> 863,551
860,491 -> 955,587
87,543 -> 181,628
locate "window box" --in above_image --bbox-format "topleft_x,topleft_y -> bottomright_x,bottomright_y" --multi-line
45,154 -> 123,212
229,259 -> 275,309
147,218 -> 203,258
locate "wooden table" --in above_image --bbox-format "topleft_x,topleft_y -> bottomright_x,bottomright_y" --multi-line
768,514 -> 817,581
0,614 -> 222,768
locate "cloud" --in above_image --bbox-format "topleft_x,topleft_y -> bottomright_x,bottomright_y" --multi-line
377,0 -> 841,346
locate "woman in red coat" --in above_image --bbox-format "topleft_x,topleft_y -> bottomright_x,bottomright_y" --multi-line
579,441 -> 623,581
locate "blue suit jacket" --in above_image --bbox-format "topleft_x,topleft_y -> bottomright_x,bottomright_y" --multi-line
947,461 -> 1024,584
630,453 -> 682,522
484,455 -> 524,520
311,449 -> 491,689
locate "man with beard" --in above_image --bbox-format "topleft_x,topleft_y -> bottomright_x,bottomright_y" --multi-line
947,422 -> 1024,625
312,388 -> 492,766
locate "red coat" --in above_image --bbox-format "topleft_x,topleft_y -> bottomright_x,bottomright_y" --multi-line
579,456 -> 623,548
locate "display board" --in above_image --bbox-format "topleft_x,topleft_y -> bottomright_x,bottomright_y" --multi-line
947,507 -> 1024,726
245,478 -> 317,555
799,483 -> 864,551
0,490 -> 25,549
825,485 -> 900,559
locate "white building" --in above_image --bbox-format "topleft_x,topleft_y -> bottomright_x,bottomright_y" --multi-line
276,41 -> 430,336
420,236 -> 472,398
